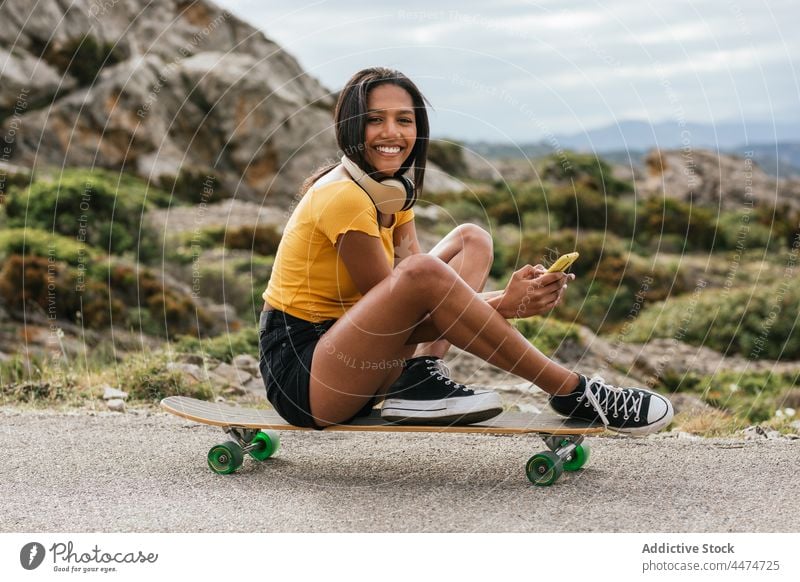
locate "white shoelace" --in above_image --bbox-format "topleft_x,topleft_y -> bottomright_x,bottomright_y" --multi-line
426,359 -> 453,385
578,376 -> 645,426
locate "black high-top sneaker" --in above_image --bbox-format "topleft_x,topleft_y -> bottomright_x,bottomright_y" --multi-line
381,356 -> 502,425
549,374 -> 673,435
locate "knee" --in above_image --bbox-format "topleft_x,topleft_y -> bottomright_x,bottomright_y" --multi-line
396,253 -> 452,288
457,223 -> 493,259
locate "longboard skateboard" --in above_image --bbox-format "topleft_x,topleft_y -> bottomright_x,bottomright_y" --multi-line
161,395 -> 604,486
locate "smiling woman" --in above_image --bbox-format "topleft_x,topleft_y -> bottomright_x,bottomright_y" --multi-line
363,84 -> 417,178
258,66 -> 673,435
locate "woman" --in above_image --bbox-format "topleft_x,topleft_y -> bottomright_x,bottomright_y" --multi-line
259,67 -> 673,433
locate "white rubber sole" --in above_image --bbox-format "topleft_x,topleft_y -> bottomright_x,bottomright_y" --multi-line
606,396 -> 675,436
381,391 -> 503,425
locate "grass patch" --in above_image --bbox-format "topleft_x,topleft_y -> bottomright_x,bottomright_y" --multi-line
0,349 -> 215,405
514,316 -> 582,356
171,328 -> 259,364
113,353 -> 213,402
670,410 -> 743,437
625,280 -> 800,360
659,369 -> 800,425
0,227 -> 100,267
4,167 -> 172,259
0,354 -> 98,405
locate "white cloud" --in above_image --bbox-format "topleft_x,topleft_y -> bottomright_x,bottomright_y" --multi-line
215,0 -> 800,139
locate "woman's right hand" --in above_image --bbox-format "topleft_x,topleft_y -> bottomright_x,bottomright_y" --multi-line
496,264 -> 574,319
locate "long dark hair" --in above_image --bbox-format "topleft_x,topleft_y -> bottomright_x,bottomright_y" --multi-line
300,67 -> 431,197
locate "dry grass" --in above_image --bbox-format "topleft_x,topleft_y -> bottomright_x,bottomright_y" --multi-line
670,410 -> 745,437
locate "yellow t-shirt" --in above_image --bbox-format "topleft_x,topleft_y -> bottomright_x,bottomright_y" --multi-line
263,179 -> 415,322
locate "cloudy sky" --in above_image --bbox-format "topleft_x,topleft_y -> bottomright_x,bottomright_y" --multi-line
216,0 -> 799,143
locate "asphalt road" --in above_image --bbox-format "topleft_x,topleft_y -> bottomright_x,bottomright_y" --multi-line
2,407 -> 798,533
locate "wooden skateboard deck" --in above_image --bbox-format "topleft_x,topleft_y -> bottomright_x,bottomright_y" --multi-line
161,396 -> 602,435
161,396 -> 603,485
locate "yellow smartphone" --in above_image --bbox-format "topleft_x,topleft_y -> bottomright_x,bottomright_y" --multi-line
546,252 -> 579,273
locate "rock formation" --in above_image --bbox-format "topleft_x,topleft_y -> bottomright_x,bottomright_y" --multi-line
0,0 -> 337,203
641,148 -> 800,210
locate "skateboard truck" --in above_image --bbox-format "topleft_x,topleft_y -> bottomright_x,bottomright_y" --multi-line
207,426 -> 282,475
525,434 -> 591,486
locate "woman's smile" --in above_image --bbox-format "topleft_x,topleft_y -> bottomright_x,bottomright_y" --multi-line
364,83 -> 417,178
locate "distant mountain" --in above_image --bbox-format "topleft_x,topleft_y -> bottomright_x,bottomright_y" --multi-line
459,141 -> 551,160
733,142 -> 800,178
459,119 -> 800,179
552,120 -> 800,152
592,143 -> 800,179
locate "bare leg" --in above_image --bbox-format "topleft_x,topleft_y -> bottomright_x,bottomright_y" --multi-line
308,253 -> 579,426
371,223 -> 492,397
414,223 -> 493,359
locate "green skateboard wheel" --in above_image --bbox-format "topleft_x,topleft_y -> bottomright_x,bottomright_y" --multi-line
526,451 -> 563,486
208,441 -> 244,474
249,430 -> 280,461
563,442 -> 591,472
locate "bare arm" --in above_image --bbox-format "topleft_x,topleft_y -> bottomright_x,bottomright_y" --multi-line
391,217 -> 422,268
335,230 -> 393,294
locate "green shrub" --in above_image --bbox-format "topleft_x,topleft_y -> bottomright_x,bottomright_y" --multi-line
540,151 -> 632,196
156,170 -> 222,205
168,224 -> 282,262
520,210 -> 554,232
636,197 -> 717,251
0,251 -> 78,322
508,230 -> 687,332
166,251 -> 272,321
715,211 -> 778,253
478,184 -> 550,226
625,280 -> 800,360
481,190 -> 523,226
4,168 -> 171,257
0,228 -> 98,267
513,229 -> 579,273
0,254 -> 81,319
120,354 -> 213,401
0,165 -> 31,196
41,34 -> 124,86
607,198 -> 638,238
223,225 -> 282,256
110,263 -> 216,338
427,140 -> 468,178
0,248 -> 216,338
713,204 -> 800,253
490,237 -> 517,279
440,198 -> 486,224
544,186 -> 637,235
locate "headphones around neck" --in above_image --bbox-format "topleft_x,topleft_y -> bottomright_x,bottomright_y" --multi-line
340,154 -> 417,214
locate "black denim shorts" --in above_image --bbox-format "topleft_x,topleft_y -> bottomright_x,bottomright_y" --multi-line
259,309 -> 337,429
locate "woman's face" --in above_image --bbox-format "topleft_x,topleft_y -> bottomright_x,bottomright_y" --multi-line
363,83 -> 417,178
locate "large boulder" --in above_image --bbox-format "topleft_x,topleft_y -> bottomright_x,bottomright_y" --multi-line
0,0 -> 337,203
640,148 -> 800,210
